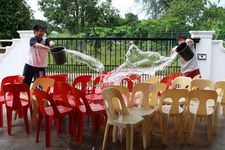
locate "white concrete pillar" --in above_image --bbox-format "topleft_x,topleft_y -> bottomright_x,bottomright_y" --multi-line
0,30 -> 33,82
189,31 -> 215,79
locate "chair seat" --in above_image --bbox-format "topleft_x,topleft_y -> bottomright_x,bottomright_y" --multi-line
45,105 -> 72,116
161,105 -> 184,114
6,98 -> 29,107
85,94 -> 103,103
79,103 -> 105,113
128,107 -> 154,117
110,114 -> 143,126
89,103 -> 105,112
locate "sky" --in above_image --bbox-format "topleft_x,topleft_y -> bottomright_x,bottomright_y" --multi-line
27,0 -> 225,20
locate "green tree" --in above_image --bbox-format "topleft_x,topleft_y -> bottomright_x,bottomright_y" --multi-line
123,13 -> 139,25
135,0 -> 172,19
0,0 -> 33,39
39,0 -> 100,33
39,0 -> 122,34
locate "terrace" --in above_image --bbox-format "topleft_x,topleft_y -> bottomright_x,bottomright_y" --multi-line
0,30 -> 225,150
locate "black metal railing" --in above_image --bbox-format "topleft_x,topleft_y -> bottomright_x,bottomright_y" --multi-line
46,37 -> 200,83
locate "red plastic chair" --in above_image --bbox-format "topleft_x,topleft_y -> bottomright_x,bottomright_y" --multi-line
42,74 -> 68,105
129,74 -> 141,82
43,74 -> 68,96
160,72 -> 181,89
85,76 -> 103,104
90,76 -> 101,94
0,75 -> 24,128
59,82 -> 106,143
121,77 -> 134,92
72,75 -> 92,95
74,88 -> 106,143
2,84 -> 30,135
34,90 -> 73,147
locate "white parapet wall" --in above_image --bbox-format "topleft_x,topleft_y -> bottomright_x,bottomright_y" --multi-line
190,30 -> 225,82
0,30 -> 33,83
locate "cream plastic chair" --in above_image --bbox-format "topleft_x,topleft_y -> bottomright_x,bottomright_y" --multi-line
31,78 -> 55,126
102,88 -> 144,150
190,78 -> 213,90
193,74 -> 201,79
106,85 -> 130,107
129,83 -> 156,147
145,76 -> 161,84
187,90 -> 218,143
214,81 -> 225,134
171,76 -> 192,90
105,85 -> 130,143
157,89 -> 188,144
149,83 -> 166,108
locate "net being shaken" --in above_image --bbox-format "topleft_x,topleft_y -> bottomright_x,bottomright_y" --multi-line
66,49 -> 104,72
103,42 -> 178,84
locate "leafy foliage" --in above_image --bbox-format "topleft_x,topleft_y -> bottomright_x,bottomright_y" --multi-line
0,0 -> 33,39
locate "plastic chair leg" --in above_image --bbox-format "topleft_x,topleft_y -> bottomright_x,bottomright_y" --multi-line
69,113 -> 74,137
188,114 -> 196,143
36,116 -> 43,143
77,115 -> 85,143
22,108 -> 30,134
112,125 -> 118,143
126,124 -> 131,150
161,115 -> 168,145
45,116 -> 53,147
130,125 -> 134,150
6,109 -> 13,135
207,115 -> 213,143
32,99 -> 38,126
0,103 -> 3,128
222,105 -> 225,117
56,118 -> 63,134
178,115 -> 184,143
102,122 -> 110,150
142,121 -> 147,149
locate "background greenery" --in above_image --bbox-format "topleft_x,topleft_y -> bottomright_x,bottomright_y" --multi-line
1,0 -> 224,40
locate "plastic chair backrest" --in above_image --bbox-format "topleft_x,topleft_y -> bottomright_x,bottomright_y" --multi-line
149,83 -> 166,107
72,75 -> 92,94
102,87 -> 129,118
172,76 -> 192,90
43,74 -> 68,95
31,78 -> 55,95
190,79 -> 213,90
34,89 -> 60,117
158,89 -> 188,115
129,74 -> 141,82
188,90 -> 218,116
146,76 -> 161,84
160,72 -> 180,89
106,85 -> 130,107
72,87 -> 92,114
214,81 -> 225,104
121,77 -> 133,92
193,74 -> 201,79
1,75 -> 24,94
2,84 -> 30,109
90,76 -> 101,94
58,82 -> 73,107
131,83 -> 156,107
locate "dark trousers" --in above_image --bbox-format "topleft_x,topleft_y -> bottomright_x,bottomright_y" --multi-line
23,64 -> 46,86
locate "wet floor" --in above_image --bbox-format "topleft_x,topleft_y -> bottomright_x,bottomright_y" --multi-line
1,108 -> 225,150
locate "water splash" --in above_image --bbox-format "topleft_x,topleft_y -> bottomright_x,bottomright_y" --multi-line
66,49 -> 104,72
104,42 -> 178,84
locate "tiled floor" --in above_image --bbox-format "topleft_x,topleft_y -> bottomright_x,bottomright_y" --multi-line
1,108 -> 225,150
